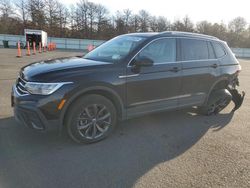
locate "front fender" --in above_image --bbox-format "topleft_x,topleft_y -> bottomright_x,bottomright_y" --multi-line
58,85 -> 125,132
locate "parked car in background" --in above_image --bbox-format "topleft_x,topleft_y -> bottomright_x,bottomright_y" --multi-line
12,31 -> 242,143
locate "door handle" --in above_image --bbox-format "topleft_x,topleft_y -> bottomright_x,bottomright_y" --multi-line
169,67 -> 180,72
211,64 -> 218,68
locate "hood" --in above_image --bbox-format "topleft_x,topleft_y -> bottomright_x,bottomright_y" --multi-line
21,57 -> 111,81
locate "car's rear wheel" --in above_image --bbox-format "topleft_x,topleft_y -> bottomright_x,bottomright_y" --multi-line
66,94 -> 117,144
198,89 -> 232,116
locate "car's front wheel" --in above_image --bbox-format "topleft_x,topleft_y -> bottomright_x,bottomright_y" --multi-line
66,94 -> 117,144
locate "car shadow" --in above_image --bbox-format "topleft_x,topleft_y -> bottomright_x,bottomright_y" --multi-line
0,109 -> 234,188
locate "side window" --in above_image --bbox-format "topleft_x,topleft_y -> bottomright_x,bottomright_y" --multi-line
137,38 -> 176,64
181,39 -> 209,61
207,41 -> 216,59
212,42 -> 226,58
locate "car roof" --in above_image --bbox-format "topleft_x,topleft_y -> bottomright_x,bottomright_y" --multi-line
124,32 -> 159,38
125,31 -> 220,41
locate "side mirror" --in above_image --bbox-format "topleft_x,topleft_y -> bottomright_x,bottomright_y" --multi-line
133,56 -> 154,67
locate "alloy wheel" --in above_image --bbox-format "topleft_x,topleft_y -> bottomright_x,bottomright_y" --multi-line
77,104 -> 112,139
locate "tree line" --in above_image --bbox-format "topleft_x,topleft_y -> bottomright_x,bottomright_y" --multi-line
0,0 -> 250,47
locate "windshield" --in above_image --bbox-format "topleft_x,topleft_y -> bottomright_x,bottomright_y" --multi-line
84,35 -> 146,63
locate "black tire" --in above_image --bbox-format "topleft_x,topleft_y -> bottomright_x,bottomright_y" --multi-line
65,94 -> 117,144
198,89 -> 232,116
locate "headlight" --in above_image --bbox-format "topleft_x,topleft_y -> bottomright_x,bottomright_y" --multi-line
25,82 -> 72,95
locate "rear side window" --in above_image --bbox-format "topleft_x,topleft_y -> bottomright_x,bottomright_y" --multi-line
212,42 -> 226,58
138,38 -> 176,64
181,39 -> 209,61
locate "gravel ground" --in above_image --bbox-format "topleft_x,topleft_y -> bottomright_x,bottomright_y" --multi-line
0,49 -> 249,188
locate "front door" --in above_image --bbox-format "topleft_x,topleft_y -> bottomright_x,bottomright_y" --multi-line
124,38 -> 182,118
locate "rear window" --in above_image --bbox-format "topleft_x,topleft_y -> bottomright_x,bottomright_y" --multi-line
181,39 -> 209,61
212,42 -> 226,58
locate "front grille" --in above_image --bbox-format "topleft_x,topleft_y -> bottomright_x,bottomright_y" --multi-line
16,77 -> 29,95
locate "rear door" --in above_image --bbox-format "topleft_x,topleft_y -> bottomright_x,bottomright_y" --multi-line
179,38 -> 220,107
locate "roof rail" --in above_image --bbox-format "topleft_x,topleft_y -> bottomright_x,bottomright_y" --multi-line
160,31 -> 219,40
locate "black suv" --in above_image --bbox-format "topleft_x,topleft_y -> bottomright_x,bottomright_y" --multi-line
12,31 -> 242,143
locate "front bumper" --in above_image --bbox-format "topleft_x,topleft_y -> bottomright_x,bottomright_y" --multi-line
14,104 -> 59,131
12,85 -> 62,132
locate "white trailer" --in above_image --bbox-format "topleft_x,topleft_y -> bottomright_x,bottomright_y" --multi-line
24,29 -> 47,47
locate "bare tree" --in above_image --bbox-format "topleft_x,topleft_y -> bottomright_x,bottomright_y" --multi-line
208,22 -> 228,41
69,5 -> 75,28
149,16 -> 158,32
57,2 -> 68,37
44,0 -> 60,36
87,2 -> 97,38
182,16 -> 194,32
228,17 -> 247,34
0,0 -> 14,18
114,11 -> 125,35
172,19 -> 184,31
196,21 -> 212,34
227,17 -> 247,47
96,4 -> 108,37
157,16 -> 170,31
123,9 -> 132,33
138,10 -> 150,32
15,0 -> 28,28
0,0 -> 250,47
76,0 -> 89,37
131,14 -> 140,32
0,0 -> 17,34
27,0 -> 46,29
172,16 -> 194,32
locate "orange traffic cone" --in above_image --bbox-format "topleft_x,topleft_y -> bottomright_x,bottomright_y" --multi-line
26,42 -> 31,56
87,44 -> 95,52
33,42 -> 36,55
16,41 -> 22,58
39,42 -> 42,53
48,43 -> 51,51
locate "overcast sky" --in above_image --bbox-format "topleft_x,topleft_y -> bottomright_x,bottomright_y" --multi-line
61,0 -> 250,24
